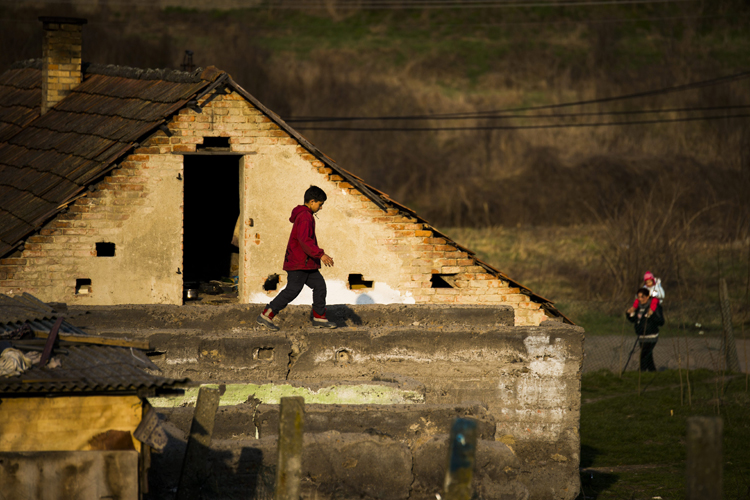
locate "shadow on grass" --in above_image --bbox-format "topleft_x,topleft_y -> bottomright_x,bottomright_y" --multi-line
576,444 -> 618,500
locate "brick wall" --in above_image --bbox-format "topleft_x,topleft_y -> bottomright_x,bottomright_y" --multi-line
40,18 -> 85,115
0,88 -> 550,324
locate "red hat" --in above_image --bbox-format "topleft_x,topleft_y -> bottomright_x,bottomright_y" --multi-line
644,271 -> 655,281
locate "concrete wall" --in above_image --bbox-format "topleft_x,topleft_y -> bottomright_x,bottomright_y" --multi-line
0,87 -> 549,324
68,303 -> 583,499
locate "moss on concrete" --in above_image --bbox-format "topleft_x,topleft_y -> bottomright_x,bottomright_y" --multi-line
150,382 -> 425,408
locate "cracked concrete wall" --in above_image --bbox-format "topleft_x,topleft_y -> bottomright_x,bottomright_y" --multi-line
69,303 -> 582,499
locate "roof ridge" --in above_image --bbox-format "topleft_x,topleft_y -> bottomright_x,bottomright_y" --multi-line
5,60 -> 208,84
9,59 -> 43,70
82,63 -> 206,83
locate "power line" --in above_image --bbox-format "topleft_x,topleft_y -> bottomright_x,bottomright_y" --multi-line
286,104 -> 750,123
292,112 -> 750,131
285,70 -> 750,122
259,0 -> 697,8
425,14 -> 742,25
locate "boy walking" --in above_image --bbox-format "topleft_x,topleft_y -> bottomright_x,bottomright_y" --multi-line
257,186 -> 337,331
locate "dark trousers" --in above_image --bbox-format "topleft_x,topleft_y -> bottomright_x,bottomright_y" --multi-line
269,270 -> 327,316
639,340 -> 657,372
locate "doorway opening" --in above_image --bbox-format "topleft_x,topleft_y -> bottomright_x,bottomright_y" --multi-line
183,155 -> 241,298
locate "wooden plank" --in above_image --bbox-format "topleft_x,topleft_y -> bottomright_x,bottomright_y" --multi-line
33,330 -> 151,350
176,386 -> 221,500
686,416 -> 723,500
0,395 -> 142,453
274,396 -> 305,500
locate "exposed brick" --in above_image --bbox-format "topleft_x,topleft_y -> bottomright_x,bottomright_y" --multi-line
0,258 -> 25,266
134,147 -> 160,154
27,236 -> 54,244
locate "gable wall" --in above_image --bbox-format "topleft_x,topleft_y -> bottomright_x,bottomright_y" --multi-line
0,90 -> 547,325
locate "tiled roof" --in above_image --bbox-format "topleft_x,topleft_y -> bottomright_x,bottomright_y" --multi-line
0,292 -> 85,334
0,61 -> 42,143
0,343 -> 190,396
0,62 -> 214,257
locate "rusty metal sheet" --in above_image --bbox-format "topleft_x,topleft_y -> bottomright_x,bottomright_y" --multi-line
0,343 -> 190,395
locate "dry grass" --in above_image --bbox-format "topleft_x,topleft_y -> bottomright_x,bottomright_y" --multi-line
447,224 -> 750,335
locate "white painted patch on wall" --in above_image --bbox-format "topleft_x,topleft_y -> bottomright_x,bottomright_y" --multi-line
524,335 -> 565,376
247,279 -> 415,305
516,373 -> 567,408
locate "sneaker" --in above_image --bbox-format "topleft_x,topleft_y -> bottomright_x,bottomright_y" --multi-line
312,310 -> 337,329
257,307 -> 279,331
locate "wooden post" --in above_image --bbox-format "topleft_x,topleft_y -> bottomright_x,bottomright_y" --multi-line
274,396 -> 305,500
686,416 -> 723,500
176,386 -> 221,500
443,418 -> 478,500
719,278 -> 741,372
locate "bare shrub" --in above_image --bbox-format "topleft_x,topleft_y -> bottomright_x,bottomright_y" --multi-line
588,180 -> 722,304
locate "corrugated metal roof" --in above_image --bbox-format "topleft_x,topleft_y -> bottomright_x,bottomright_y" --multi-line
0,293 -> 86,334
0,343 -> 190,396
0,61 -> 212,258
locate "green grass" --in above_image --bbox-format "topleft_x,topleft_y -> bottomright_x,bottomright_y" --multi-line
579,370 -> 750,500
149,3 -> 750,84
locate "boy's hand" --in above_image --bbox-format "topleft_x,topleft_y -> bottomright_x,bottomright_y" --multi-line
321,254 -> 334,267
626,306 -> 635,315
645,310 -> 653,318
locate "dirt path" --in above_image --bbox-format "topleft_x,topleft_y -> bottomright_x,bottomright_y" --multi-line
583,336 -> 750,373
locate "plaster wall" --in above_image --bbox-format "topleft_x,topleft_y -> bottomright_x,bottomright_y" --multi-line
241,147 -> 408,304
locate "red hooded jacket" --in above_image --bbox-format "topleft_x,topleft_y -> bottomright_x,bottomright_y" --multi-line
282,205 -> 325,271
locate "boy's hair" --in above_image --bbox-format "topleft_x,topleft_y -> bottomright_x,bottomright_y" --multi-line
304,185 -> 327,203
637,287 -> 650,298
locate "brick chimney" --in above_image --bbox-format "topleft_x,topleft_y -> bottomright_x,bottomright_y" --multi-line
38,16 -> 87,115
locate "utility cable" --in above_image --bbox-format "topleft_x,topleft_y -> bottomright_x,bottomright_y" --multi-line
292,112 -> 750,131
286,104 -> 750,123
285,69 -> 750,122
258,0 -> 698,9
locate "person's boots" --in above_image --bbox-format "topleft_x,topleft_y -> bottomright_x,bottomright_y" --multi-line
312,310 -> 336,329
257,307 -> 279,331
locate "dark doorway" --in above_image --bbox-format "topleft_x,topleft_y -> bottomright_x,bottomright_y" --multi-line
183,155 -> 241,284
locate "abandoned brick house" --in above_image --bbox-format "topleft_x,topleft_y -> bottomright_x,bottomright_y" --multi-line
0,17 -> 567,326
